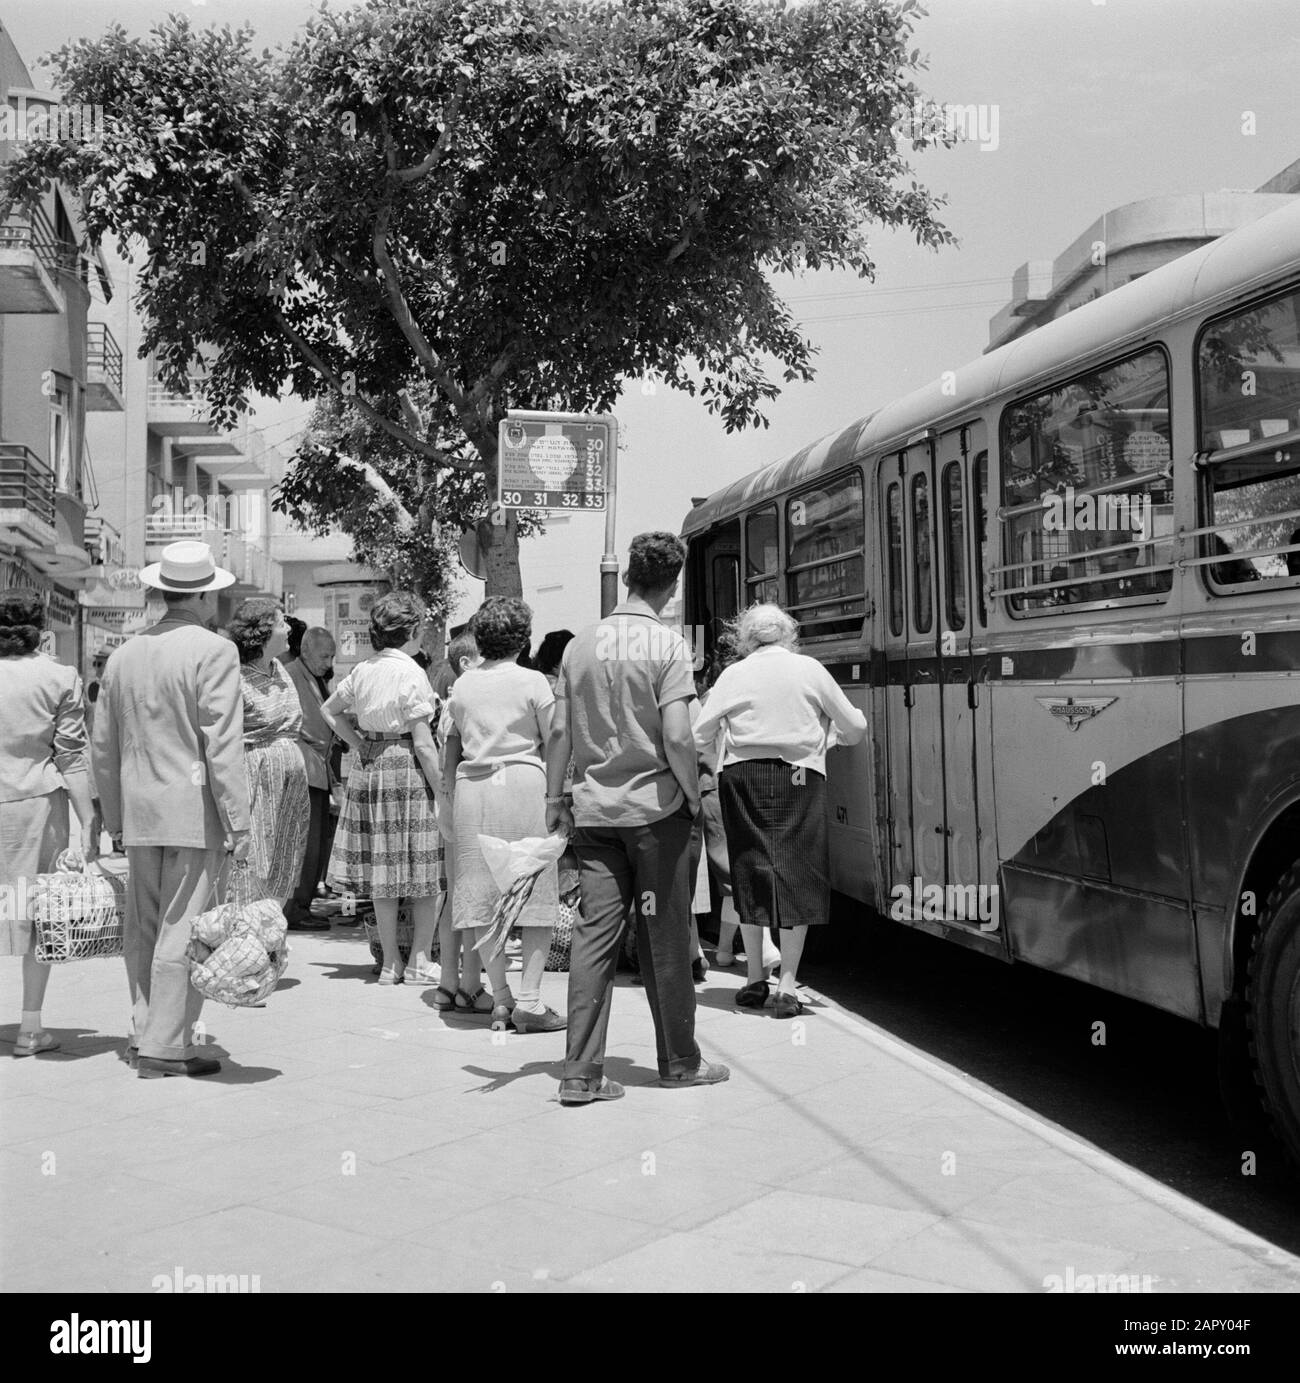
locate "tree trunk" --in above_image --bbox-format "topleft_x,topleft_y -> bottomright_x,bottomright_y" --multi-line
479,509 -> 522,598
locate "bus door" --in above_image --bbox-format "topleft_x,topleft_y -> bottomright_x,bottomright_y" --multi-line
935,421 -> 1002,944
690,518 -> 741,666
878,445 -> 943,889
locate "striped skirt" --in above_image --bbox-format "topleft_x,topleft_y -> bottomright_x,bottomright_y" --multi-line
328,739 -> 441,900
719,758 -> 830,928
247,737 -> 310,899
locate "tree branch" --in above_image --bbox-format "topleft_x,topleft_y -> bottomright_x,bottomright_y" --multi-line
332,452 -> 417,531
268,302 -> 476,469
393,75 -> 469,183
371,189 -> 475,421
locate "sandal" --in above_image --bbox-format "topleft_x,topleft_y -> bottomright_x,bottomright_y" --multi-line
432,986 -> 458,1011
453,986 -> 494,1014
735,980 -> 769,1009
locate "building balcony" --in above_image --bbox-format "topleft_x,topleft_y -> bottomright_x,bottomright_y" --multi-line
146,379 -> 220,437
0,443 -> 57,548
84,514 -> 126,568
86,322 -> 125,411
0,204 -> 75,314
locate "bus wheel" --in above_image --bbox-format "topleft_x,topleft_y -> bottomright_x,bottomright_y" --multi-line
1246,863 -> 1300,1168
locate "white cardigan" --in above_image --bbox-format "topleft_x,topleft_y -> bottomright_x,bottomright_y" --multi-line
691,645 -> 867,777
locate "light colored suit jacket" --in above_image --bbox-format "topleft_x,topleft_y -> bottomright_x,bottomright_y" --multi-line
92,608 -> 250,849
283,656 -> 332,791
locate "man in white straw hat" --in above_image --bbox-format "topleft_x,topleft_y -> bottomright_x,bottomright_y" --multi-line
92,541 -> 252,1079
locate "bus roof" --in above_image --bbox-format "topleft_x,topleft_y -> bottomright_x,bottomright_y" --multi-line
681,197 -> 1300,539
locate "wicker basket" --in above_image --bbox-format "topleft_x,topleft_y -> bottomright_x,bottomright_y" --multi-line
30,854 -> 127,964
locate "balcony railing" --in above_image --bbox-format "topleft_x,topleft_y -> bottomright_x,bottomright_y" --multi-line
86,322 -> 124,408
0,443 -> 57,538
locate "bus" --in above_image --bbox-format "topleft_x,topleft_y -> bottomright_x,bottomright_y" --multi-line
680,198 -> 1300,1164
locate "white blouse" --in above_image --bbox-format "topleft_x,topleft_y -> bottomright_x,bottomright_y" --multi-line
327,649 -> 438,733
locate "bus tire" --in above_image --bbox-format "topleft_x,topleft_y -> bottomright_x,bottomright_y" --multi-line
1245,862 -> 1300,1168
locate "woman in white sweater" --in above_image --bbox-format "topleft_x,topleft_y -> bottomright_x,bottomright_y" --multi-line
692,605 -> 867,1016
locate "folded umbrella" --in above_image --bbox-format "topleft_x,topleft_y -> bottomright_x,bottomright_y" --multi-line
473,833 -> 568,964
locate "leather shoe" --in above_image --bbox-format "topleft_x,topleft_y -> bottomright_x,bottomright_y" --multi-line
659,1061 -> 730,1088
559,1076 -> 625,1105
13,1030 -> 60,1057
137,1055 -> 222,1080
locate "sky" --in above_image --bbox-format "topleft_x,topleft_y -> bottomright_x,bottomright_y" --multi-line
4,0 -> 1299,628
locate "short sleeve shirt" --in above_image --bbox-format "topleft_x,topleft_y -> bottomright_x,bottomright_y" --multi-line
330,649 -> 438,733
445,663 -> 554,776
555,602 -> 697,827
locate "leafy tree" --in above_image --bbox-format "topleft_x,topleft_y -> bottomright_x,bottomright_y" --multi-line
2,0 -> 956,596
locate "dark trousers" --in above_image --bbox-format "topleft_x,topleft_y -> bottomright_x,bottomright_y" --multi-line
286,786 -> 331,921
565,810 -> 700,1081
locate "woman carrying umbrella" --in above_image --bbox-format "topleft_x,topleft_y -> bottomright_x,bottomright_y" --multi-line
443,598 -> 565,1032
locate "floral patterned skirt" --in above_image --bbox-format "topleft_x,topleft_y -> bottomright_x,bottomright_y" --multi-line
247,737 -> 310,899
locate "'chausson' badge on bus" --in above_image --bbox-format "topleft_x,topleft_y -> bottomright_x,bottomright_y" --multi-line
1034,695 -> 1117,731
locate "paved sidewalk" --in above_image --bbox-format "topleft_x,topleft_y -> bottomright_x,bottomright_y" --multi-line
3,927 -> 1300,1294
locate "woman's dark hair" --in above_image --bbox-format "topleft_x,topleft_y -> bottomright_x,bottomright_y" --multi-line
472,597 -> 532,660
534,629 -> 574,677
626,531 -> 687,592
228,598 -> 281,665
0,589 -> 45,656
369,590 -> 425,651
285,615 -> 307,659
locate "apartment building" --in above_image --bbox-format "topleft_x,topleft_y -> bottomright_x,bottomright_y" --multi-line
0,19 -> 115,667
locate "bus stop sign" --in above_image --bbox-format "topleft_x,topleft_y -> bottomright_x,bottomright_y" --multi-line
497,413 -> 610,511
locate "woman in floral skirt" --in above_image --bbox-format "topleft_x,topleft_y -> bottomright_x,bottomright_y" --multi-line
321,592 -> 442,985
228,599 -> 309,908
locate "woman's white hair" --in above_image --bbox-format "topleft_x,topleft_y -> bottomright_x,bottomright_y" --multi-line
735,603 -> 798,656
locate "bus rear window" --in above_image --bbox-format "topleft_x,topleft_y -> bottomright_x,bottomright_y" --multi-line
1199,285 -> 1300,452
785,469 -> 866,638
1000,348 -> 1174,613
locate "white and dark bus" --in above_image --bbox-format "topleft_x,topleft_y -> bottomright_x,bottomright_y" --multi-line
680,199 -> 1300,1163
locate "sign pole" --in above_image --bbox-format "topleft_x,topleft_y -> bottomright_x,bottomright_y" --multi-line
600,416 -> 619,617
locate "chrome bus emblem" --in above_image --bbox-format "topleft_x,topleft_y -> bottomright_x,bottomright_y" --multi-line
1035,695 -> 1117,731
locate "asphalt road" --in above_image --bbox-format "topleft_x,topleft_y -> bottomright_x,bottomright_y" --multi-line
791,907 -> 1300,1253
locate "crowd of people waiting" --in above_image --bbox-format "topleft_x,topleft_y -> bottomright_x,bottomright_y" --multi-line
0,530 -> 866,1102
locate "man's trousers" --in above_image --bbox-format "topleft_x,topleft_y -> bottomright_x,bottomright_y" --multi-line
124,845 -> 225,1060
564,810 -> 700,1081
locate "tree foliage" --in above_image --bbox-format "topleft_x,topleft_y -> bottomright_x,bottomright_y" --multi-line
2,0 -> 956,597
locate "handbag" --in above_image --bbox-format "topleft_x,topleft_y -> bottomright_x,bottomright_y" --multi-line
187,861 -> 289,1007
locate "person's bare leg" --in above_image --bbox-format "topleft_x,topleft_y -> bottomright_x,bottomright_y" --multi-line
739,923 -> 768,986
372,897 -> 401,979
406,895 -> 438,973
775,925 -> 807,996
20,953 -> 52,1023
715,895 -> 739,965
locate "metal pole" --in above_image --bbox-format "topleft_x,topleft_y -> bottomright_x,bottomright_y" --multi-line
600,415 -> 619,617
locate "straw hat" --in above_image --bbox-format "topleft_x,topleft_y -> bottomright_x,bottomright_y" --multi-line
139,540 -> 236,593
